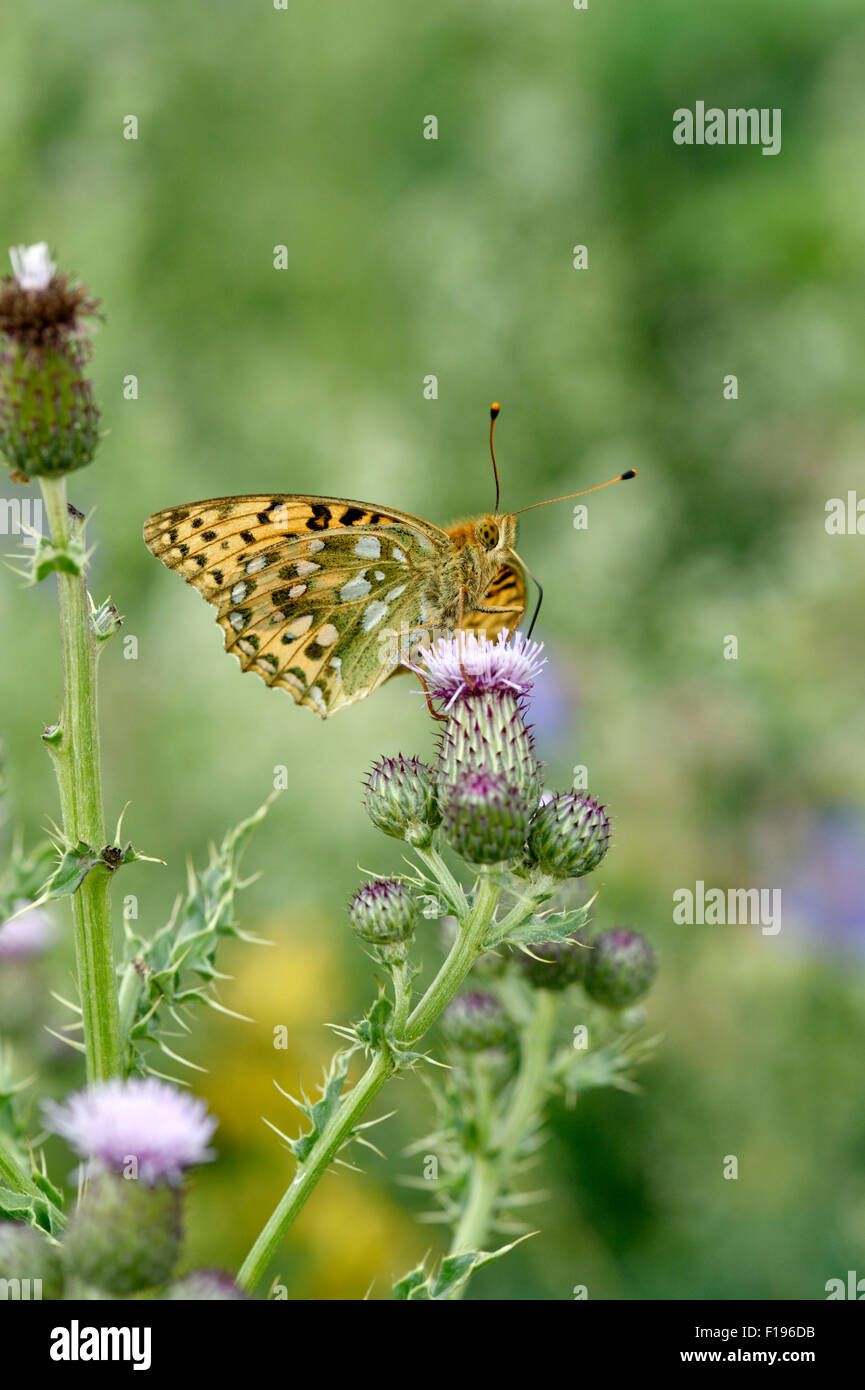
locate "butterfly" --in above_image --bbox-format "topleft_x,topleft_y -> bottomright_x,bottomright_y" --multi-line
143,406 -> 635,718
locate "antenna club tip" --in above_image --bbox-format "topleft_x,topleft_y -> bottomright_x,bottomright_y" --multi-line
490,402 -> 500,418
620,469 -> 637,480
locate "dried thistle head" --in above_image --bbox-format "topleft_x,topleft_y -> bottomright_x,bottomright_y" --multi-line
0,243 -> 102,477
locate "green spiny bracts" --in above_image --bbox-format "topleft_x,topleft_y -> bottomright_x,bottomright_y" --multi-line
349,878 -> 419,963
583,929 -> 657,1008
526,791 -> 611,880
62,1173 -> 182,1295
0,1220 -> 64,1299
437,692 -> 541,806
0,343 -> 100,477
441,767 -> 531,865
363,754 -> 441,848
0,247 -> 101,477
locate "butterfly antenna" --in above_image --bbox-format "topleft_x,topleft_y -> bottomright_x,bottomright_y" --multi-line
509,548 -> 544,640
515,468 -> 637,515
490,402 -> 501,514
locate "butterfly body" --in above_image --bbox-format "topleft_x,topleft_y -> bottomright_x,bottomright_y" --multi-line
143,494 -> 525,718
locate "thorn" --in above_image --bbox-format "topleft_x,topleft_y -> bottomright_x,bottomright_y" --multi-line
262,1117 -> 296,1146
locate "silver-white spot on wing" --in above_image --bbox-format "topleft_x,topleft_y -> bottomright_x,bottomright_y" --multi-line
340,573 -> 371,602
362,601 -> 389,631
354,536 -> 381,560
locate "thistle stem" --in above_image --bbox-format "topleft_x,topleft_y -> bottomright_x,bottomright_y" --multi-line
237,873 -> 502,1293
40,476 -> 121,1082
404,875 -> 500,1042
446,988 -> 559,1296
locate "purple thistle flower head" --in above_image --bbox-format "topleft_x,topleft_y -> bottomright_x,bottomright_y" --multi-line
0,900 -> 56,961
413,630 -> 546,710
43,1078 -> 218,1186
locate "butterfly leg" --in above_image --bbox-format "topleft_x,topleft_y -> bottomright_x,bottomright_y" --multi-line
415,670 -> 447,722
456,586 -> 478,691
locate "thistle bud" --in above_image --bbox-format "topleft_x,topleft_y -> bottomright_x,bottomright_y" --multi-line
349,878 -> 418,962
0,1220 -> 64,1299
583,929 -> 657,1008
518,933 -> 590,990
440,991 -> 510,1052
0,244 -> 101,477
442,767 -> 530,865
526,791 -> 611,880
63,1172 -> 182,1295
363,754 -> 441,847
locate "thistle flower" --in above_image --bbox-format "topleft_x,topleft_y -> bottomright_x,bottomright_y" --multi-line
0,900 -> 56,961
518,933 -> 590,990
163,1268 -> 248,1300
415,630 -> 546,710
0,243 -> 101,476
349,878 -> 418,962
526,791 -> 611,880
0,1220 -> 64,1299
442,767 -> 531,865
440,991 -> 510,1052
43,1077 -> 217,1185
9,242 -> 55,291
363,754 -> 441,847
583,929 -> 657,1008
415,633 -> 543,804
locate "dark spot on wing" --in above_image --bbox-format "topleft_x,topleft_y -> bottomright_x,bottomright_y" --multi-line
306,504 -> 332,531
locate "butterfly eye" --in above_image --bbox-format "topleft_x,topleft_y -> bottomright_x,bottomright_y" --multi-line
477,520 -> 500,551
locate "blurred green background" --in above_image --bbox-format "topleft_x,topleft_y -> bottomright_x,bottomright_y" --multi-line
2,0 -> 865,1299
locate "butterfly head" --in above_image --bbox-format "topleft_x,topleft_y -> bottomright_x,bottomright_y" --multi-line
474,512 -> 517,557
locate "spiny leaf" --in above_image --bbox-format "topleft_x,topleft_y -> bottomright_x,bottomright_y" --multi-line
121,797 -> 276,1074
393,1234 -> 535,1300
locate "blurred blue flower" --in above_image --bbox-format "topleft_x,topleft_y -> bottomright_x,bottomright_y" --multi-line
524,651 -> 576,758
785,809 -> 865,956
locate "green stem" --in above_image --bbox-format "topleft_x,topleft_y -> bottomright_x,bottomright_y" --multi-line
40,477 -> 121,1082
448,1154 -> 500,1266
237,873 -> 503,1293
237,1049 -> 395,1292
415,845 -> 468,917
404,875 -> 500,1042
391,963 -> 412,1035
446,989 -> 559,1296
